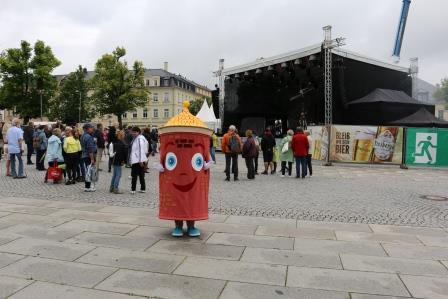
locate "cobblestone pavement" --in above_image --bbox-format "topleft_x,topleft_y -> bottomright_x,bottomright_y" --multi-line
0,153 -> 447,227
0,200 -> 448,298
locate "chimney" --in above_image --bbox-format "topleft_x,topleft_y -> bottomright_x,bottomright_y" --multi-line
163,62 -> 168,71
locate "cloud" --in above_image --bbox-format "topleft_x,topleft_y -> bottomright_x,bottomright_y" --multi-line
0,0 -> 447,87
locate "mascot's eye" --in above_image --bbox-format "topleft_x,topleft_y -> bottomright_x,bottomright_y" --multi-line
191,153 -> 204,171
165,152 -> 177,171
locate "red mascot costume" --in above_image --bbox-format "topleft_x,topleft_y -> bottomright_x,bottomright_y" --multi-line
155,101 -> 213,237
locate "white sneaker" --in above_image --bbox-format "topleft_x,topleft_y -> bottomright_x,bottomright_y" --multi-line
128,176 -> 132,179
138,190 -> 146,193
281,175 -> 285,178
130,191 -> 136,195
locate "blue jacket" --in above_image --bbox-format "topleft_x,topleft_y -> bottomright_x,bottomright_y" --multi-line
47,135 -> 64,162
81,131 -> 97,159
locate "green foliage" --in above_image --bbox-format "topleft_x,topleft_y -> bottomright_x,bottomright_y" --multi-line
189,97 -> 212,115
49,65 -> 92,124
0,40 -> 60,119
90,47 -> 149,127
434,77 -> 448,104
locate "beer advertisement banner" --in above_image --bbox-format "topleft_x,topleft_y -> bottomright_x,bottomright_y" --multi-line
405,128 -> 448,167
330,125 -> 404,164
308,126 -> 329,161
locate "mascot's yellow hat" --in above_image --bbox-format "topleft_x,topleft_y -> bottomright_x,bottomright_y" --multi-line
159,101 -> 212,136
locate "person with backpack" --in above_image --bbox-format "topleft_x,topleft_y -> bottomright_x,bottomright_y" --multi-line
280,129 -> 294,177
242,129 -> 258,180
109,130 -> 128,194
34,125 -> 48,171
260,128 -> 276,175
221,125 -> 242,181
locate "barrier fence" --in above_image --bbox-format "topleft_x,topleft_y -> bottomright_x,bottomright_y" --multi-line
309,125 -> 448,168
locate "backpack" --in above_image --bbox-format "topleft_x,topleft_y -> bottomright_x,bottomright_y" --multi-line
229,134 -> 241,153
33,132 -> 41,149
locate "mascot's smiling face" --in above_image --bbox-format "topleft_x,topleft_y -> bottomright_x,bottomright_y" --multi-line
162,133 -> 209,193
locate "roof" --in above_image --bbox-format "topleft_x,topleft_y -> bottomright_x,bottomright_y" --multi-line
159,101 -> 212,135
390,107 -> 448,128
196,100 -> 217,123
220,43 -> 409,76
348,89 -> 425,105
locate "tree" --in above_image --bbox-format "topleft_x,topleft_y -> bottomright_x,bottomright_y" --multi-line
189,96 -> 212,115
0,40 -> 60,121
434,78 -> 448,106
49,65 -> 92,125
90,47 -> 149,127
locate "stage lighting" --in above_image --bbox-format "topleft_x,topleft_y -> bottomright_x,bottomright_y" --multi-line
309,55 -> 317,61
244,71 -> 250,76
255,68 -> 262,74
234,73 -> 240,79
281,62 -> 287,68
267,65 -> 274,71
294,59 -> 301,65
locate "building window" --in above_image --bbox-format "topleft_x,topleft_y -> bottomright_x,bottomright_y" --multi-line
153,109 -> 159,118
153,93 -> 158,102
439,110 -> 444,119
164,109 -> 170,118
154,80 -> 158,86
163,79 -> 170,87
132,111 -> 138,118
164,92 -> 169,103
143,108 -> 148,118
146,79 -> 150,86
122,113 -> 127,119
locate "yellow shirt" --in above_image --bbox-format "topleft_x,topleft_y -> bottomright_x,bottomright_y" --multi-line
63,136 -> 81,154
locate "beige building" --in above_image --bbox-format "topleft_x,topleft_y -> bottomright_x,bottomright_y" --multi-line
435,103 -> 448,121
93,63 -> 212,128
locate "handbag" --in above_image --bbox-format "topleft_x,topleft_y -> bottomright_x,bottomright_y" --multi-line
86,164 -> 99,183
281,141 -> 289,154
47,161 -> 63,183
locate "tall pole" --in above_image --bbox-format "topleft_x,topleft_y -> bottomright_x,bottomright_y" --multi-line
79,91 -> 82,124
218,59 -> 225,130
323,26 -> 333,166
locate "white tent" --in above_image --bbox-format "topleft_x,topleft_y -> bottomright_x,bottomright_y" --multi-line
196,99 -> 219,131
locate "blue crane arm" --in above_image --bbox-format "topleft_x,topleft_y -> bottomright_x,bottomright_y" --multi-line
392,0 -> 411,59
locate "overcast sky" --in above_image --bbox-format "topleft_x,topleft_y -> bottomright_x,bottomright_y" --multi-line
1,0 -> 447,88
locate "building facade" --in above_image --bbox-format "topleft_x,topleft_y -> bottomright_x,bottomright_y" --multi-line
92,65 -> 211,128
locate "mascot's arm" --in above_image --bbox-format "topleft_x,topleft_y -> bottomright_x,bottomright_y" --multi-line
153,162 -> 165,173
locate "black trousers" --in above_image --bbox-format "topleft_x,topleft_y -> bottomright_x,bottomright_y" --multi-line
83,157 -> 92,188
131,163 -> 146,191
281,161 -> 293,176
225,153 -> 238,179
254,151 -> 259,173
306,154 -> 313,176
36,149 -> 46,170
245,157 -> 255,179
26,142 -> 33,163
65,153 -> 79,181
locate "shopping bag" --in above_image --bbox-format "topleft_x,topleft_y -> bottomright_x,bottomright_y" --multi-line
47,162 -> 63,183
281,141 -> 289,154
85,164 -> 99,183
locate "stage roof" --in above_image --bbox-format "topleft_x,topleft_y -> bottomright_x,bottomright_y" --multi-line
220,43 -> 410,76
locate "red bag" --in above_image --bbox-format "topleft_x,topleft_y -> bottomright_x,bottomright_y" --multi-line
47,162 -> 63,183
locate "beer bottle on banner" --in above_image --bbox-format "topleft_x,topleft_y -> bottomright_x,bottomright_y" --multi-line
352,128 -> 376,162
373,127 -> 399,163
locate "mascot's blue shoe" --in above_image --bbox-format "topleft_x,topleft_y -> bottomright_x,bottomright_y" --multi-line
171,227 -> 184,237
187,227 -> 201,237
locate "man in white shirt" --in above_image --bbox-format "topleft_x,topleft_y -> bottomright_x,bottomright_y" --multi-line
6,118 -> 26,178
128,126 -> 149,194
305,131 -> 313,177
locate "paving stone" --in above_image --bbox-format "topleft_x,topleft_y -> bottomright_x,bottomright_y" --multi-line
0,275 -> 33,299
55,219 -> 137,235
287,267 -> 410,297
77,247 -> 184,273
174,256 -> 287,285
44,201 -> 106,211
0,224 -> 80,241
208,214 -> 229,223
0,256 -> 117,288
196,221 -> 257,235
401,274 -> 448,299
127,226 -> 212,243
0,197 -> 49,207
0,238 -> 95,261
241,247 -> 342,269
225,215 -> 296,228
48,209 -> 120,222
340,254 -> 448,276
0,211 -> 10,218
256,226 -> 335,240
147,239 -> 244,260
97,205 -> 157,216
383,243 -> 448,260
220,282 -> 349,299
66,232 -> 159,250
369,224 -> 448,237
442,261 -> 448,269
0,213 -> 71,228
0,203 -> 58,216
350,294 -> 413,299
297,220 -> 372,233
0,253 -> 24,269
335,231 -> 421,245
8,281 -> 146,299
417,235 -> 448,248
96,269 -> 226,299
0,235 -> 17,246
294,238 -> 387,256
207,232 -> 294,249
